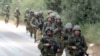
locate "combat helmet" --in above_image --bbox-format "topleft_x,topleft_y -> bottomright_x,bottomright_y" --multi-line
65,23 -> 73,29
73,25 -> 81,31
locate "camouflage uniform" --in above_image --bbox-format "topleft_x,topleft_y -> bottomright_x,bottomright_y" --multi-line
53,15 -> 63,56
14,8 -> 21,27
24,9 -> 35,38
28,10 -> 35,37
38,11 -> 44,30
38,27 -> 59,56
30,12 -> 42,42
24,8 -> 31,32
68,25 -> 88,56
62,23 -> 73,56
3,5 -> 10,23
42,15 -> 55,36
30,10 -> 34,20
49,13 -> 56,23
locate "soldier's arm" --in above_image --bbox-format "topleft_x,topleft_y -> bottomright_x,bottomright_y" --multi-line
67,36 -> 74,49
38,38 -> 45,50
38,42 -> 44,50
82,36 -> 88,51
53,24 -> 58,34
30,19 -> 36,27
42,22 -> 46,34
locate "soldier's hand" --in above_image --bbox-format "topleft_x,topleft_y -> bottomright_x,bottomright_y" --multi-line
72,46 -> 77,49
44,43 -> 50,46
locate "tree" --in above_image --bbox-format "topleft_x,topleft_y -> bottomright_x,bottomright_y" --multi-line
61,0 -> 100,24
44,0 -> 62,13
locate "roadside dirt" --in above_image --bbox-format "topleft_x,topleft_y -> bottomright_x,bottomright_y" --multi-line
87,44 -> 100,56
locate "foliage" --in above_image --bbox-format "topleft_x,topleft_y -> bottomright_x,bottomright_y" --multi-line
0,0 -> 45,19
61,0 -> 100,24
44,0 -> 100,24
44,0 -> 62,13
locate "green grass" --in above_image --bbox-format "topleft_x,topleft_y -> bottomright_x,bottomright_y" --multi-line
81,23 -> 100,44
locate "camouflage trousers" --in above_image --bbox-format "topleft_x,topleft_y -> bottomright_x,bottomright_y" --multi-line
69,50 -> 84,56
4,15 -> 9,23
25,22 -> 30,31
31,27 -> 37,40
36,29 -> 42,41
31,28 -> 42,42
54,38 -> 63,56
14,17 -> 20,27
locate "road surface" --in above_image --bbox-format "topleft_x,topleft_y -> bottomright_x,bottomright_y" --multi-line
0,21 -> 41,56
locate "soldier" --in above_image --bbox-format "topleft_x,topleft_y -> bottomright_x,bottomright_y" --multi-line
49,13 -> 56,23
39,11 -> 44,19
38,11 -> 44,30
29,10 -> 35,37
30,12 -> 42,42
30,10 -> 34,20
38,27 -> 59,56
62,23 -> 73,56
53,15 -> 63,56
24,8 -> 31,32
14,8 -> 21,27
42,15 -> 54,36
3,5 -> 10,23
68,25 -> 88,56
